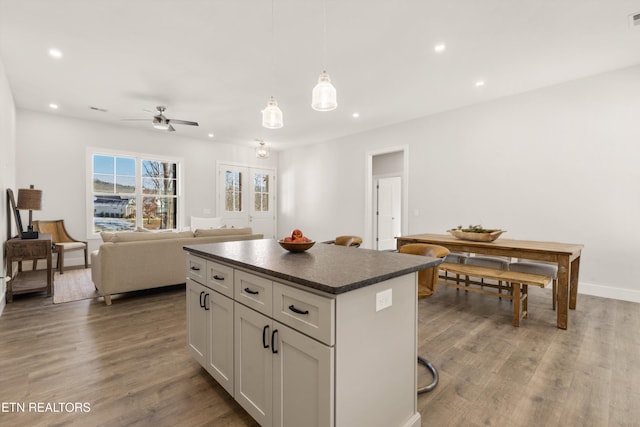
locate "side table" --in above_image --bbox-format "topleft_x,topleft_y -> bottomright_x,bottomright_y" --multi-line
4,234 -> 53,302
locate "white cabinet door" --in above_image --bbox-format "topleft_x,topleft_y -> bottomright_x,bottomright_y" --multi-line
206,290 -> 234,396
186,279 -> 208,366
272,322 -> 335,427
234,302 -> 274,427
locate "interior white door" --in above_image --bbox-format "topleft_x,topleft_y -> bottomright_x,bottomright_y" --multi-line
217,164 -> 276,238
375,176 -> 402,250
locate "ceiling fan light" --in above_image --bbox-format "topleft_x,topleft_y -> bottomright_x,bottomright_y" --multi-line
262,96 -> 283,129
311,71 -> 337,111
152,117 -> 170,130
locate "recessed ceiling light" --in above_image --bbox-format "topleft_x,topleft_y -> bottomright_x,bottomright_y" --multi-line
48,48 -> 63,58
434,43 -> 446,53
352,113 -> 360,118
49,103 -> 59,109
475,80 -> 486,87
208,133 -> 215,138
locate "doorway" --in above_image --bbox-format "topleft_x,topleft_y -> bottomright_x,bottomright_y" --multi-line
216,163 -> 277,239
364,147 -> 408,250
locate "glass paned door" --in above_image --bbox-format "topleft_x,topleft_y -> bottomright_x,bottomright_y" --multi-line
217,164 -> 276,239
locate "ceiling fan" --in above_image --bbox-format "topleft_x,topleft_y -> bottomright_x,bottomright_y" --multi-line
123,106 -> 199,132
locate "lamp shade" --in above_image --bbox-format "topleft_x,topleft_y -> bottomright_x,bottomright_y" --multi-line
311,71 -> 337,111
16,187 -> 43,211
262,96 -> 283,129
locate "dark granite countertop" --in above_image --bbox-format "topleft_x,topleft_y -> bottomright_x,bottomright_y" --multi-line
184,239 -> 442,295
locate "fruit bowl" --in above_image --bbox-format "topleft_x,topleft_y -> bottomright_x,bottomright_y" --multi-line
278,240 -> 315,252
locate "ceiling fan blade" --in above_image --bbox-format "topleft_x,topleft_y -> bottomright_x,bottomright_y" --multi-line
169,119 -> 199,126
121,118 -> 149,121
168,124 -> 176,132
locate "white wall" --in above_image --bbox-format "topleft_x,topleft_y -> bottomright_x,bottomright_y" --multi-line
278,65 -> 640,302
0,58 -> 17,314
15,110 -> 278,262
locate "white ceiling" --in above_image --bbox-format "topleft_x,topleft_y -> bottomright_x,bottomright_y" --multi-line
1,0 -> 640,151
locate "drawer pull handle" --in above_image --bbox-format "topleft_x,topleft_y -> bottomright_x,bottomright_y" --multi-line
213,275 -> 225,281
244,287 -> 259,295
199,291 -> 205,308
262,325 -> 270,349
191,266 -> 201,271
271,329 -> 279,354
288,305 -> 309,315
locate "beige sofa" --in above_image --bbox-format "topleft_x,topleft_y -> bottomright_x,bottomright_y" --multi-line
91,228 -> 263,305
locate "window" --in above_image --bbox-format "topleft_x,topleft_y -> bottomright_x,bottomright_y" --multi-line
89,151 -> 181,234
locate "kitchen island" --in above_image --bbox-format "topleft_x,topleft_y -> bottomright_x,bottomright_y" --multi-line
184,239 -> 442,427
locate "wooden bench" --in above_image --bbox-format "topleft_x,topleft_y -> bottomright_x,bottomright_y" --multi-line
437,262 -> 552,327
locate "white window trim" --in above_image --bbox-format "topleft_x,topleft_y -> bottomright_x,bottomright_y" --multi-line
86,147 -> 184,239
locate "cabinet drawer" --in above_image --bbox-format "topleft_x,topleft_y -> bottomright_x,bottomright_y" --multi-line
235,271 -> 273,316
273,283 -> 335,345
206,261 -> 234,298
187,255 -> 206,284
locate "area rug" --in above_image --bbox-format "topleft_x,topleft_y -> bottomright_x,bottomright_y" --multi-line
53,268 -> 99,304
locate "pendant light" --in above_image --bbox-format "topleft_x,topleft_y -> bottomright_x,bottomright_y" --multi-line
262,0 -> 284,129
256,140 -> 270,159
311,0 -> 337,111
262,96 -> 283,129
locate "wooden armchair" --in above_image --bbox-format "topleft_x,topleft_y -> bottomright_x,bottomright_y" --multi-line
33,220 -> 88,274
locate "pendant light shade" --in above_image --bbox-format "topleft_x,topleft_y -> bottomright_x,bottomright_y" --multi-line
312,71 -> 337,112
262,96 -> 283,129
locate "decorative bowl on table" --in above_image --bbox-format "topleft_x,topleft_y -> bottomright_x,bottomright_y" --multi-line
448,227 -> 505,242
278,240 -> 315,252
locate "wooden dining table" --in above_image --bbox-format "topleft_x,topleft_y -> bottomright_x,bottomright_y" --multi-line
396,233 -> 584,329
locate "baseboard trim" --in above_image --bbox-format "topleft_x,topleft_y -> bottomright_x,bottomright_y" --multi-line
578,281 -> 640,303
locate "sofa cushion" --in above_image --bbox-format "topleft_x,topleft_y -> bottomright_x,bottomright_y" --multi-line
194,227 -> 252,237
112,230 -> 194,242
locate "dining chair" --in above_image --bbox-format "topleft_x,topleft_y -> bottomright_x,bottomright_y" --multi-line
509,260 -> 558,310
465,255 -> 511,296
33,220 -> 88,274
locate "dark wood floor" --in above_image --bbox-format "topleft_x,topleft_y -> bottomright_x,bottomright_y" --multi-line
1,279 -> 638,426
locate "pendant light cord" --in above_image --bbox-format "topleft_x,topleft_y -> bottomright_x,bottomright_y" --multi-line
271,0 -> 276,95
322,0 -> 327,70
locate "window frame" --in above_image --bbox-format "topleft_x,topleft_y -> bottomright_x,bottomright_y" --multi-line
86,147 -> 184,238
